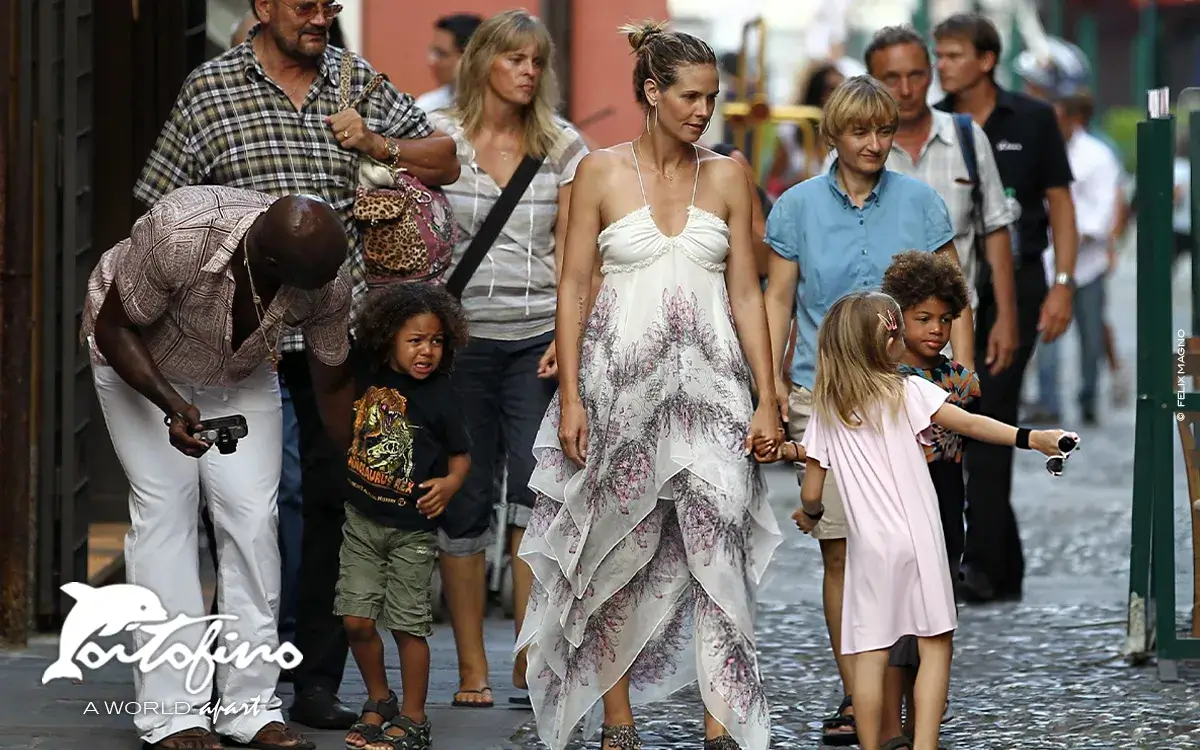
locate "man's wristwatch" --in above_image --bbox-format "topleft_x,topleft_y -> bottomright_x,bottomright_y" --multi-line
1053,272 -> 1075,291
803,505 -> 825,521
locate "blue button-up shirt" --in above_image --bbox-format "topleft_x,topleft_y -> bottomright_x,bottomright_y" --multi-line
766,162 -> 955,391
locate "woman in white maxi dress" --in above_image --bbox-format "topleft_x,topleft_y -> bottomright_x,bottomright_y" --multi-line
515,23 -> 784,750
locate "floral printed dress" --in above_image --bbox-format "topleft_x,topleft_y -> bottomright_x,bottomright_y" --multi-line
516,146 -> 783,750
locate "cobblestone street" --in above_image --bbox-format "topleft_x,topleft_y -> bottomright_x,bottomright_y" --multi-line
0,256 -> 1195,750
503,256 -> 1200,749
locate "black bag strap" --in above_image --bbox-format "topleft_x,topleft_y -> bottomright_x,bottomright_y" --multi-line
445,154 -> 545,299
952,113 -> 989,289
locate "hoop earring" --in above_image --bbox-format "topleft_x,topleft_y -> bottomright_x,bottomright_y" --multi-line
645,104 -> 658,133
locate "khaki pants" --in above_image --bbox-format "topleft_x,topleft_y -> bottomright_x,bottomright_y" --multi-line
787,387 -> 848,540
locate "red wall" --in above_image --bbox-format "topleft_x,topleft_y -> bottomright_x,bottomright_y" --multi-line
360,1 -> 670,148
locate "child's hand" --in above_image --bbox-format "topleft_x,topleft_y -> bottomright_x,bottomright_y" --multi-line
753,439 -> 805,464
416,475 -> 462,519
791,505 -> 823,534
1030,429 -> 1080,457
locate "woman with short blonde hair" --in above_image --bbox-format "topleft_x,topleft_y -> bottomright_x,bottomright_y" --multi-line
426,8 -> 589,711
819,75 -> 900,147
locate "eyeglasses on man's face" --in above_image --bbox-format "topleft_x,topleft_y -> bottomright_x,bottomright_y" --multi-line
279,1 -> 342,20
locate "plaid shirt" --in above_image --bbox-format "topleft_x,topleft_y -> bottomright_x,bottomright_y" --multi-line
134,28 -> 433,351
81,186 -> 351,386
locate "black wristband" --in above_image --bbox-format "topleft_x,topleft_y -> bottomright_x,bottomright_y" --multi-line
803,505 -> 825,520
1015,428 -> 1031,450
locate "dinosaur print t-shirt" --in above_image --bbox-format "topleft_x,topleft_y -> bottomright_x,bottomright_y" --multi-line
345,362 -> 471,530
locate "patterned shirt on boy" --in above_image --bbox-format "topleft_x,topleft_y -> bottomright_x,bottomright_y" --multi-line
898,356 -> 981,463
346,360 -> 471,532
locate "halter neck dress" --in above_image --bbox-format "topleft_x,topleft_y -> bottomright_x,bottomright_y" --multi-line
516,144 -> 782,750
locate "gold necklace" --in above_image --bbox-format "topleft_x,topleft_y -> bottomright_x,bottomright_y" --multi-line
242,240 -> 282,368
635,137 -> 683,182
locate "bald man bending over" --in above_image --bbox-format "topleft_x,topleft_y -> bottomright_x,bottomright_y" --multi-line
80,185 -> 353,750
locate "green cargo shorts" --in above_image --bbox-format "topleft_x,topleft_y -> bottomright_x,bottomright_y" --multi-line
334,503 -> 437,637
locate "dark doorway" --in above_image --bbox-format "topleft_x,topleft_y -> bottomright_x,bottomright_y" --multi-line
24,0 -> 209,629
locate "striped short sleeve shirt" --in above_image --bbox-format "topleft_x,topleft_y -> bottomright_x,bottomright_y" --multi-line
428,111 -> 588,341
133,29 -> 433,351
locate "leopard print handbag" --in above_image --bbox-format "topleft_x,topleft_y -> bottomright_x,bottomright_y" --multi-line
338,52 -> 459,288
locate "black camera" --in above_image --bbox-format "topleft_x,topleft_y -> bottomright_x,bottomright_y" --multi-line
189,414 -> 249,455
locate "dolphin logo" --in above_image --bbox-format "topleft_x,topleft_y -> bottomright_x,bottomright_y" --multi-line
41,582 -> 169,685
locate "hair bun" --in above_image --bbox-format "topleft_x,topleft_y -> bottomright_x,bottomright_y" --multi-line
619,20 -> 668,51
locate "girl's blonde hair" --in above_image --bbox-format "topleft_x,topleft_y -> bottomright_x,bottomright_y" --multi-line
453,9 -> 562,159
818,75 -> 899,148
812,291 -> 906,429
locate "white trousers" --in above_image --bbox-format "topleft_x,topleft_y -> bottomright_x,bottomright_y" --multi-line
92,364 -> 285,744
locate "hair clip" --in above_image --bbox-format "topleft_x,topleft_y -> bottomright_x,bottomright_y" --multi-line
877,308 -> 898,332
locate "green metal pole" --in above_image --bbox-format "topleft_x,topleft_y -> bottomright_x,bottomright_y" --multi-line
1003,11 -> 1023,90
1191,116 -> 1200,336
1075,12 -> 1099,102
1134,2 -> 1160,107
913,0 -> 930,40
1046,0 -> 1063,37
1128,106 -> 1173,664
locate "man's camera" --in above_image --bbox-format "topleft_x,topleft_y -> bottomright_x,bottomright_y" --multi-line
189,414 -> 249,455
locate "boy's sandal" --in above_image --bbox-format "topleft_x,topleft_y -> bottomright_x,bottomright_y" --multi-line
363,716 -> 431,750
820,695 -> 858,746
345,691 -> 400,749
882,738 -> 913,750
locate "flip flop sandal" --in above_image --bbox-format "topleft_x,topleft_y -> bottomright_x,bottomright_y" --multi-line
509,693 -> 532,709
821,695 -> 858,747
882,738 -> 913,750
451,687 -> 493,708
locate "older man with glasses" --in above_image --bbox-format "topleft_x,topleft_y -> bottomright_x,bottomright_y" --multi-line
137,0 -> 460,732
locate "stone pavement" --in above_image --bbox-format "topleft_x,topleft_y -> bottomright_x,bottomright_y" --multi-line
0,614 -> 532,750
498,256 -> 1200,749
2,253 -> 1197,750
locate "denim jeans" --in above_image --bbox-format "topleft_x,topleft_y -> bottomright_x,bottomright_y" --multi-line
277,377 -> 304,645
1036,276 -> 1106,416
441,331 -> 557,551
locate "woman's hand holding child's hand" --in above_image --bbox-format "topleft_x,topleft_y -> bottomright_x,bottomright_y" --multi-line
751,428 -> 805,464
417,475 -> 462,519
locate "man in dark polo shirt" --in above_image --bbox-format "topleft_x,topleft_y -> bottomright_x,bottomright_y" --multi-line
932,13 -> 1079,603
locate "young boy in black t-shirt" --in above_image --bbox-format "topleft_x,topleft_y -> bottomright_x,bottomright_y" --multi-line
336,283 -> 471,750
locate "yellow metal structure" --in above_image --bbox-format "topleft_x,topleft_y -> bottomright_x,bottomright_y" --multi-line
720,17 -> 826,184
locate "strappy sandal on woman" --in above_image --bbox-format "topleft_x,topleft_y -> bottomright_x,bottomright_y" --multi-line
601,724 -> 642,750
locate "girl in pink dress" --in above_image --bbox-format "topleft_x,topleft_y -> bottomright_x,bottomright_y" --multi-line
772,290 -> 1075,750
